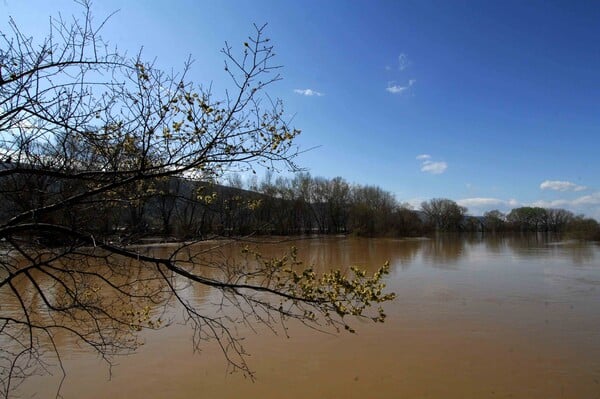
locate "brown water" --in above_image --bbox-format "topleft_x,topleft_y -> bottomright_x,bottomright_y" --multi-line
17,235 -> 600,398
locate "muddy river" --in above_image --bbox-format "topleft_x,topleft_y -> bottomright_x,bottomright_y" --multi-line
16,235 -> 600,398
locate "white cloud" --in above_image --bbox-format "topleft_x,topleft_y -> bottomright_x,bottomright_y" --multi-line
398,53 -> 410,70
416,154 -> 447,174
572,192 -> 600,205
386,79 -> 415,94
406,197 -> 427,209
293,89 -> 324,97
507,198 -> 520,207
457,197 -> 522,211
421,160 -> 447,174
540,180 -> 587,192
530,199 -> 570,208
457,197 -> 508,208
455,197 -> 523,215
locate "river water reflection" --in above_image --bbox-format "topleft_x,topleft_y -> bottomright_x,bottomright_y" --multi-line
21,234 -> 600,398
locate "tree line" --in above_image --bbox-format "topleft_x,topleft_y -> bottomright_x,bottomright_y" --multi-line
4,165 -> 596,242
483,206 -> 600,238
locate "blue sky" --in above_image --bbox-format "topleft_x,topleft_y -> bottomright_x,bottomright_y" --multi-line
3,1 -> 600,218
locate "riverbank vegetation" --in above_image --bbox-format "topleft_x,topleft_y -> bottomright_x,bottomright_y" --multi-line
5,169 -> 598,244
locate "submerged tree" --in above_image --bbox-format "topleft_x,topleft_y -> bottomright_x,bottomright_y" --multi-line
0,4 -> 394,397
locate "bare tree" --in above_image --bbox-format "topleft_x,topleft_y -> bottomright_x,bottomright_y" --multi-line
546,208 -> 574,233
483,209 -> 506,232
420,198 -> 467,231
0,5 -> 394,398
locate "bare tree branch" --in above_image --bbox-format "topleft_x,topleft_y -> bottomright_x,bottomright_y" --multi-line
0,5 -> 394,398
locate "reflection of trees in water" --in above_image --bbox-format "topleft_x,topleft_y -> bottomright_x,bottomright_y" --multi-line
504,232 -> 553,255
421,234 -> 467,268
462,232 -> 485,246
223,237 -> 424,275
483,233 -> 507,254
388,239 -> 423,270
269,237 -> 423,273
498,233 -> 596,265
563,243 -> 595,265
